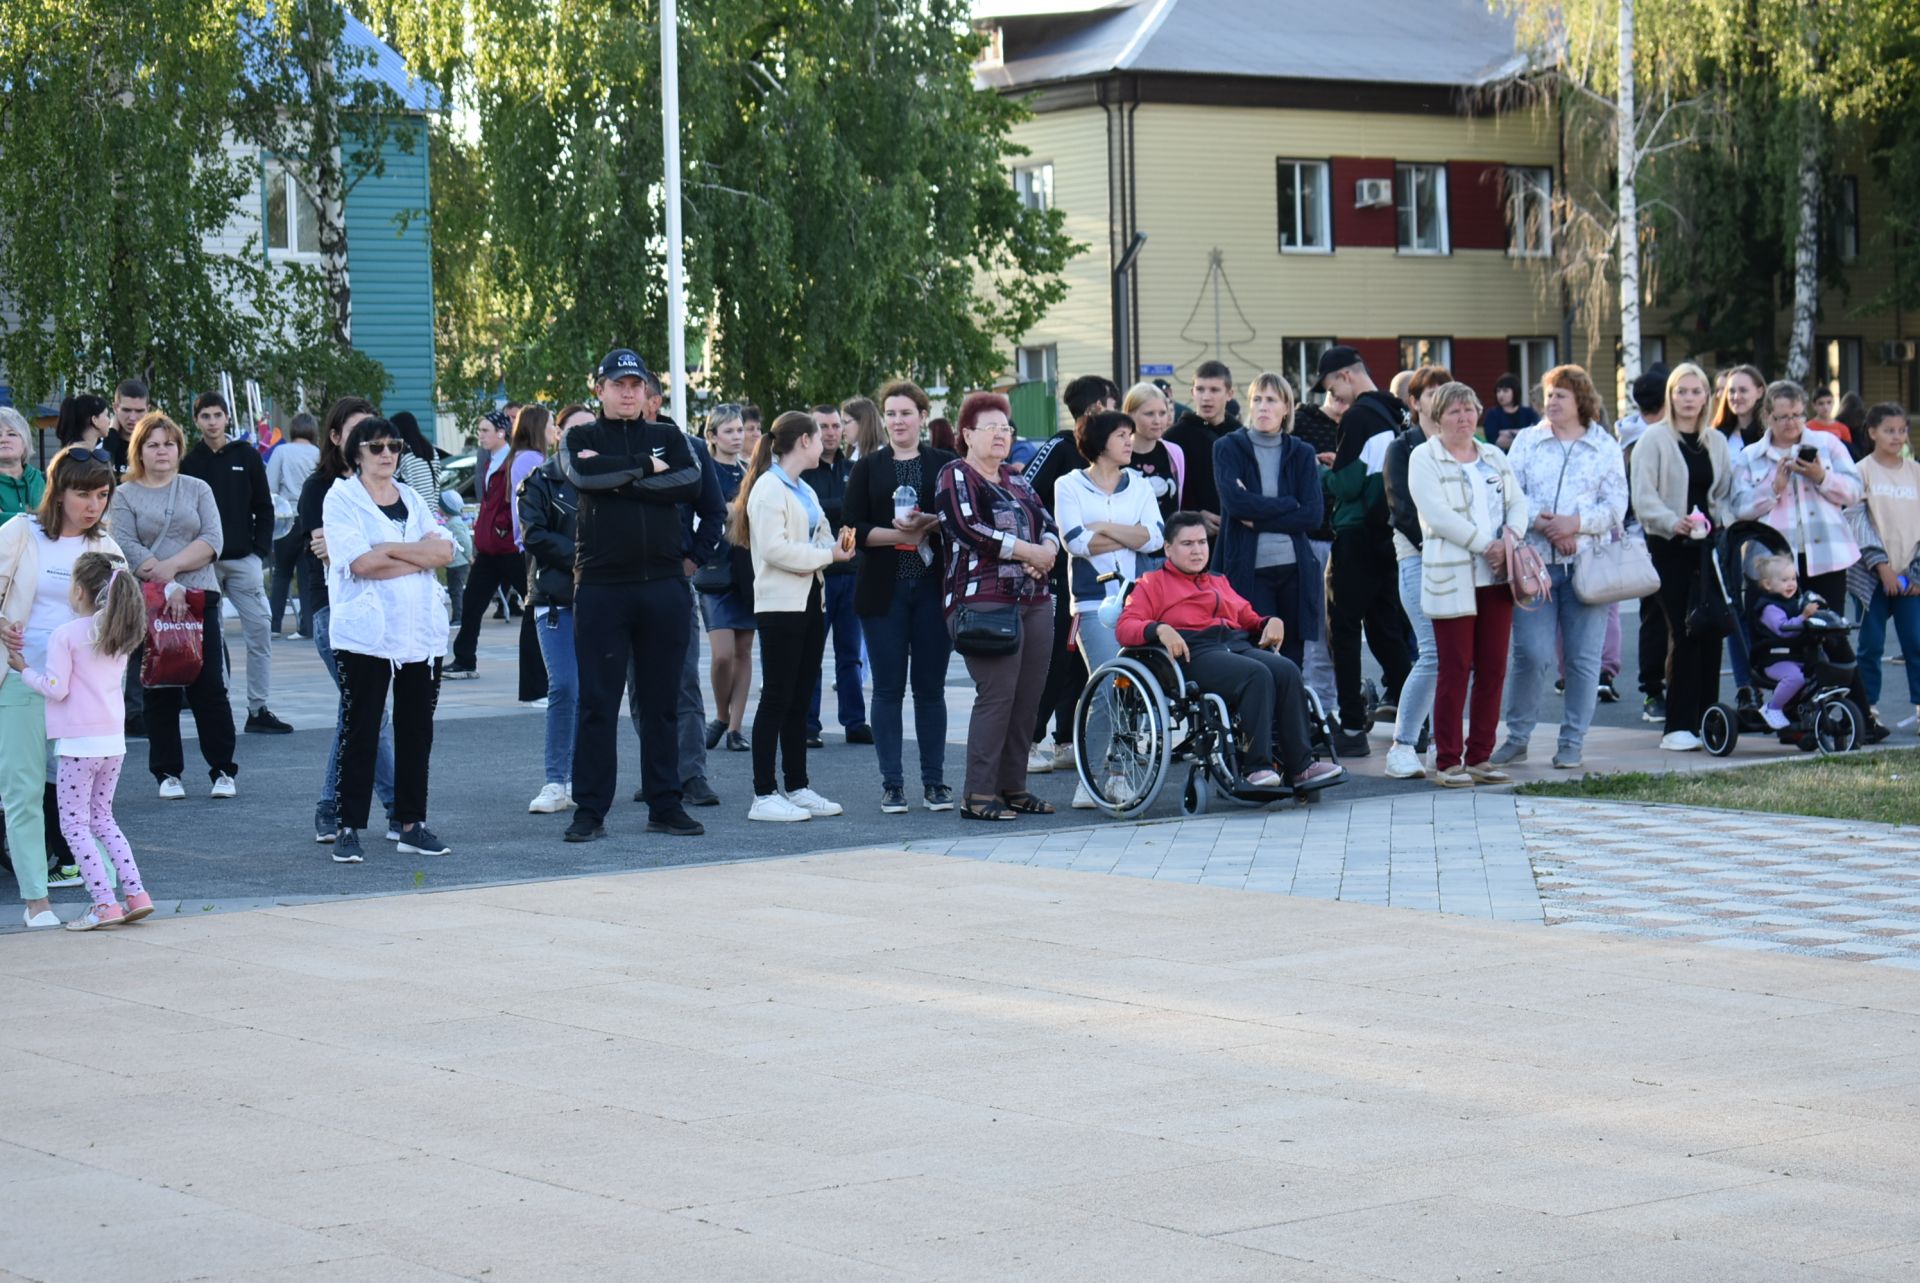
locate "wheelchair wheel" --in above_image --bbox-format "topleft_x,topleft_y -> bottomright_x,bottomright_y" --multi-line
1700,703 -> 1739,757
1813,697 -> 1864,755
1196,693 -> 1262,809
1074,656 -> 1173,820
1182,767 -> 1210,816
1304,686 -> 1340,765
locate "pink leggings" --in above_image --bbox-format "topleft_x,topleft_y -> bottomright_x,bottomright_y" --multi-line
55,755 -> 143,907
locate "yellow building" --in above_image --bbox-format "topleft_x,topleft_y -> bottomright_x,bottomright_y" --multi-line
978,0 -> 1919,429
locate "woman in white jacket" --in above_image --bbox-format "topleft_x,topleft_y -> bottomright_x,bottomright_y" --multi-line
733,411 -> 856,822
1408,384 -> 1529,788
321,417 -> 455,863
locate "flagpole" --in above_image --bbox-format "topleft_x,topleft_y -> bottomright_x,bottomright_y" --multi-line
661,0 -> 688,428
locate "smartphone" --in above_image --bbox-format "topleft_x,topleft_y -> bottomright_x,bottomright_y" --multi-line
1798,444 -> 1819,462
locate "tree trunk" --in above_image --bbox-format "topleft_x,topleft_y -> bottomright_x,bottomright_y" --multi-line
1615,0 -> 1641,387
304,6 -> 352,350
1784,98 -> 1821,384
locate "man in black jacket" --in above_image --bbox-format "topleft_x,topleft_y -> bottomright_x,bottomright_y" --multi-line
558,349 -> 706,842
803,404 -> 870,748
182,392 -> 291,735
1165,360 -> 1240,536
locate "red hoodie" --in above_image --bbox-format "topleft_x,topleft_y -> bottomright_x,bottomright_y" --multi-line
1116,565 -> 1267,646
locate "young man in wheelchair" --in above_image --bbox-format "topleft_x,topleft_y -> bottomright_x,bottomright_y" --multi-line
1117,512 -> 1346,793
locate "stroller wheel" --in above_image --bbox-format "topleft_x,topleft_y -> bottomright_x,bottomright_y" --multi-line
1813,698 -> 1865,755
1700,704 -> 1740,757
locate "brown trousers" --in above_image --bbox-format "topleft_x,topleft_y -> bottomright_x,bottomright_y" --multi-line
961,600 -> 1056,799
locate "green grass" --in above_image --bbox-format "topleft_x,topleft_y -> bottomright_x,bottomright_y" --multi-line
1517,748 -> 1920,827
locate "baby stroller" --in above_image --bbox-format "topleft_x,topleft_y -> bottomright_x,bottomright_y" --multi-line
1699,521 -> 1866,756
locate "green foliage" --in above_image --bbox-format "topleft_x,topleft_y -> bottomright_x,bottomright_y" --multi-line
373,0 -> 1079,411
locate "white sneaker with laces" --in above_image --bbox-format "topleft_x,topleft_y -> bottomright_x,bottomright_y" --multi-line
1384,743 -> 1427,779
749,793 -> 812,822
1026,741 -> 1056,774
1760,706 -> 1791,731
157,776 -> 185,801
1071,780 -> 1097,809
1659,730 -> 1703,752
1051,741 -> 1078,770
784,787 -> 843,817
210,773 -> 237,799
528,782 -> 573,813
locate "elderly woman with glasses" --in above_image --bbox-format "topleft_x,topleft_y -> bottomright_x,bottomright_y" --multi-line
0,408 -> 46,519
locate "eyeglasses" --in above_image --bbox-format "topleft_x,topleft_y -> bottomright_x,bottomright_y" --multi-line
61,446 -> 113,464
361,440 -> 403,456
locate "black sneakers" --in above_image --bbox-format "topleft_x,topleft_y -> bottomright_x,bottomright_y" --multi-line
923,784 -> 955,812
332,829 -> 364,863
396,826 -> 451,856
880,786 -> 909,814
647,810 -> 704,837
564,816 -> 606,843
682,776 -> 720,807
846,724 -> 875,744
246,707 -> 293,734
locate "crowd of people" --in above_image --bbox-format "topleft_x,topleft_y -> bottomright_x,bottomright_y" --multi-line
2,342 -> 1915,923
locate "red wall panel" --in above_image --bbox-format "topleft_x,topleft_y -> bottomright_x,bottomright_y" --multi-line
1449,161 -> 1508,252
1339,339 -> 1403,383
1450,338 -> 1511,406
1330,157 -> 1397,249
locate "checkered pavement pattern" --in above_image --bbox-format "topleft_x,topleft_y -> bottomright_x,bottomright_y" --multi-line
1520,798 -> 1920,968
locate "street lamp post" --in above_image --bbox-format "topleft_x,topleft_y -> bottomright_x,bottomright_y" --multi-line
661,0 -> 688,427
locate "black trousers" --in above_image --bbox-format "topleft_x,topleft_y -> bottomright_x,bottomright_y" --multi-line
451,551 -> 525,669
268,529 -> 312,637
1649,536 -> 1718,733
1184,631 -> 1313,777
335,650 -> 439,830
1032,567 -> 1079,745
1637,588 -> 1666,699
146,593 -> 239,783
1327,527 -> 1411,730
1241,563 -> 1307,668
572,577 -> 692,820
752,584 -> 827,796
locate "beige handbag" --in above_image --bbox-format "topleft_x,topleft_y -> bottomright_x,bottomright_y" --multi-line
1572,527 -> 1660,605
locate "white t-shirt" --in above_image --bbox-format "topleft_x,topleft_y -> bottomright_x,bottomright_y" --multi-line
25,524 -> 85,672
1470,458 -> 1507,588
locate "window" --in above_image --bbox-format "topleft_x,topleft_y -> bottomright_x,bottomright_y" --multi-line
1818,337 -> 1862,400
1013,164 -> 1053,213
1837,176 -> 1860,263
1276,160 -> 1331,253
1507,166 -> 1552,257
1395,163 -> 1449,254
265,162 -> 320,257
1016,344 -> 1057,389
1399,337 -> 1452,370
1615,337 -> 1665,415
1508,337 -> 1556,398
1282,338 -> 1334,397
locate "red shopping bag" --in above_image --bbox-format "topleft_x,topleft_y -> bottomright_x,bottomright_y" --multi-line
139,582 -> 206,687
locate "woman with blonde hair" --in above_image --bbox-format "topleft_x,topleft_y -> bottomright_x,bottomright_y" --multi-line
1490,364 -> 1628,771
841,396 -> 885,461
1120,381 -> 1183,522
1630,361 -> 1734,749
1212,371 -> 1321,667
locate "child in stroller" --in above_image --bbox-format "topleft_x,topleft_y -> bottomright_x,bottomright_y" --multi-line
1747,554 -> 1851,731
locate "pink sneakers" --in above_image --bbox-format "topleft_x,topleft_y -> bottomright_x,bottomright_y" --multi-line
122,892 -> 155,924
65,902 -> 127,932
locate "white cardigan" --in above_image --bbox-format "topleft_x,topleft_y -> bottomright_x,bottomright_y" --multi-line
746,469 -> 834,614
1408,436 -> 1528,620
322,476 -> 452,663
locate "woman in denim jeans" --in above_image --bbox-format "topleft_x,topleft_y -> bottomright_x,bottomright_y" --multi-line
843,379 -> 957,815
1490,365 -> 1628,771
299,398 -> 399,842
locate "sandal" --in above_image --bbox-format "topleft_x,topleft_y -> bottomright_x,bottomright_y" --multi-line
961,796 -> 1017,821
999,791 -> 1055,815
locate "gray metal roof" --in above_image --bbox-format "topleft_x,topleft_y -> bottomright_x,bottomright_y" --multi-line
978,0 -> 1530,91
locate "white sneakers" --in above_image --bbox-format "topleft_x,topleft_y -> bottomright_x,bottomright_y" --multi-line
1027,741 -> 1056,774
528,783 -> 574,813
210,773 -> 237,799
749,789 -> 844,822
1659,730 -> 1703,752
166,774 -> 235,798
1071,780 -> 1097,809
1384,743 -> 1427,779
1760,706 -> 1791,730
157,776 -> 185,801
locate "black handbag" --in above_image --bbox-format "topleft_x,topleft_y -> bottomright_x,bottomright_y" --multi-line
1685,541 -> 1733,640
692,552 -> 733,594
952,602 -> 1020,657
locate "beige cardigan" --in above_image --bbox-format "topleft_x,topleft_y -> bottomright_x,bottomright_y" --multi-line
745,469 -> 834,613
0,514 -> 126,692
1408,437 -> 1528,620
1630,421 -> 1733,538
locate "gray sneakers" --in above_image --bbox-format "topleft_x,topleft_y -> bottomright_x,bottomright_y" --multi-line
1488,740 -> 1528,766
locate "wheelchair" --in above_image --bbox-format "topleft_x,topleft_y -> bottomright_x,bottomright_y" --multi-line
1072,639 -> 1342,820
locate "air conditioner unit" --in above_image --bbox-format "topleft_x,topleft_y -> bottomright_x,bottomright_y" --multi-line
1354,178 -> 1393,209
1881,339 -> 1919,365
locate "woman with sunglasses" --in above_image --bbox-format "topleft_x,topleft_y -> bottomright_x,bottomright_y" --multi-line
0,444 -> 126,925
108,413 -> 241,800
321,418 -> 455,862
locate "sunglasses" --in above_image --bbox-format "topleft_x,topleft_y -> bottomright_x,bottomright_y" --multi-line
61,446 -> 113,464
361,440 -> 404,456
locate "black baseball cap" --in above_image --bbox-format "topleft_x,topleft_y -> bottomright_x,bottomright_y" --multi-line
596,348 -> 650,383
1310,345 -> 1364,394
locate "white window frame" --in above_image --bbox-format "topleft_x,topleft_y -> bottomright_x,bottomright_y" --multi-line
1507,165 -> 1552,258
1276,160 -> 1332,254
1399,337 -> 1452,370
1818,337 -> 1862,400
1013,163 -> 1054,213
264,160 -> 322,261
1508,337 -> 1557,398
1282,338 -> 1335,398
1016,343 -> 1057,390
1395,163 -> 1450,255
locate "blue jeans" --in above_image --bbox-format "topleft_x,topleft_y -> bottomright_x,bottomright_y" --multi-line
809,574 -> 867,734
862,575 -> 949,790
314,606 -> 396,824
1860,585 -> 1920,708
1502,563 -> 1608,756
535,606 -> 578,785
1076,608 -> 1122,757
1394,554 -> 1438,749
